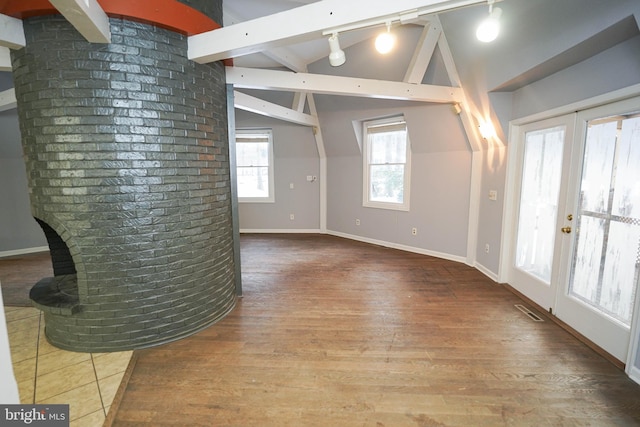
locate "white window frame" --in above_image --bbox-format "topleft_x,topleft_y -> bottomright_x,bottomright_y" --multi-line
362,116 -> 411,211
236,129 -> 275,203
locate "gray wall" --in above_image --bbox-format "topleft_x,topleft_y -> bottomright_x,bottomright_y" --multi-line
235,112 -> 321,231
321,101 -> 471,259
511,35 -> 640,120
0,110 -> 47,253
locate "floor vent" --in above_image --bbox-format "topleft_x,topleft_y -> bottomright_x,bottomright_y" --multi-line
515,304 -> 544,322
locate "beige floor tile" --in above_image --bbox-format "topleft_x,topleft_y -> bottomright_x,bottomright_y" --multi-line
36,360 -> 96,402
5,305 -> 120,421
37,381 -> 103,422
17,378 -> 35,404
6,313 -> 40,336
12,356 -> 36,386
92,351 -> 133,379
7,313 -> 40,364
37,348 -> 91,377
4,307 -> 40,323
7,331 -> 39,364
70,408 -> 106,427
98,371 -> 126,407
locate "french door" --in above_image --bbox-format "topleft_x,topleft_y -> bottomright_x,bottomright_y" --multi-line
509,96 -> 640,362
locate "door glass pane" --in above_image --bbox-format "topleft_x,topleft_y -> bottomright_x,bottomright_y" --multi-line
601,221 -> 640,322
569,113 -> 640,326
580,121 -> 616,213
611,116 -> 640,218
570,216 -> 605,302
515,126 -> 565,284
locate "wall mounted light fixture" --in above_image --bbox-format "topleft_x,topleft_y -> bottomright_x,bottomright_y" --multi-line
327,32 -> 346,66
476,0 -> 502,42
479,120 -> 496,139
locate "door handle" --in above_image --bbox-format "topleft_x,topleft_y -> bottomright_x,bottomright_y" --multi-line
561,226 -> 572,234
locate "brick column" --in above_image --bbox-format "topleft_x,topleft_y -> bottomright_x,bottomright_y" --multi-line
11,0 -> 236,352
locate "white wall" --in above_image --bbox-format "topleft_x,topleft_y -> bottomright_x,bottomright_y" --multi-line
0,285 -> 20,403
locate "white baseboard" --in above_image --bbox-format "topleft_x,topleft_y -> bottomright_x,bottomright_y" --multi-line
474,261 -> 499,282
326,230 -> 468,265
240,229 -> 322,234
628,365 -> 640,386
0,246 -> 49,259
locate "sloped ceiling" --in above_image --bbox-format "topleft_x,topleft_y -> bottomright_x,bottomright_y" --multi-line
1,0 -> 639,120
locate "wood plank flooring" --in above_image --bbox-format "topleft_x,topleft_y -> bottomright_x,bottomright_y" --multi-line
106,234 -> 640,426
0,252 -> 53,307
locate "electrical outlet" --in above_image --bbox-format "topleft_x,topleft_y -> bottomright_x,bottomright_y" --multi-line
355,219 -> 360,226
290,183 -> 294,189
485,243 -> 490,253
289,214 -> 295,220
411,227 -> 417,236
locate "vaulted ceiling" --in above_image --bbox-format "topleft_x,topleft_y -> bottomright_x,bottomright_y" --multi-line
1,0 -> 639,142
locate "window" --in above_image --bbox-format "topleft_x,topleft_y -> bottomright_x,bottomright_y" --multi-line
363,116 -> 411,210
235,129 -> 274,202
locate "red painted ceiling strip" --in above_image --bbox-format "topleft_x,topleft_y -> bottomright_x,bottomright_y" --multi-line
0,0 -> 220,36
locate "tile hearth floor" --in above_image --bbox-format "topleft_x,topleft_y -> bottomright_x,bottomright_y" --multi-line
5,306 -> 132,426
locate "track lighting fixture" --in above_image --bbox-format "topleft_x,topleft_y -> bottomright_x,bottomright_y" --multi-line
327,32 -> 346,67
375,22 -> 396,54
476,0 -> 502,43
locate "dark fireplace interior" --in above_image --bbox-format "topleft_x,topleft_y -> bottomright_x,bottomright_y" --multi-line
35,218 -> 76,276
29,218 -> 80,317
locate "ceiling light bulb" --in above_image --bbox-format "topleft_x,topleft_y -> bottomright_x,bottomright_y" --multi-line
328,33 -> 346,67
375,31 -> 396,54
476,7 -> 502,42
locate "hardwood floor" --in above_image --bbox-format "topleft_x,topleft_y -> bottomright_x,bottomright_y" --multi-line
105,234 -> 639,425
0,252 -> 53,307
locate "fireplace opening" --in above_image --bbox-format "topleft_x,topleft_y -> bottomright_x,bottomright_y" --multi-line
29,218 -> 80,316
35,218 -> 76,276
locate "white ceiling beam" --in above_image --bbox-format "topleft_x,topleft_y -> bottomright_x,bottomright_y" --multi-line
404,19 -> 442,84
227,67 -> 463,103
0,88 -> 17,112
292,92 -> 307,113
48,0 -> 111,43
0,14 -> 26,49
234,90 -> 319,127
0,46 -> 11,71
190,0 -> 487,63
263,47 -> 309,73
434,16 -> 482,152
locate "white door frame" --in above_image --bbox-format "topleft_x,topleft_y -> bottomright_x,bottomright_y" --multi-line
499,83 -> 640,372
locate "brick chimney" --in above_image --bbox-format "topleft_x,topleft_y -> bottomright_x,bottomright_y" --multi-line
10,0 -> 237,352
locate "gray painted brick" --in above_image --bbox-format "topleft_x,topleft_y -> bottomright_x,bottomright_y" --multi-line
13,5 -> 233,352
